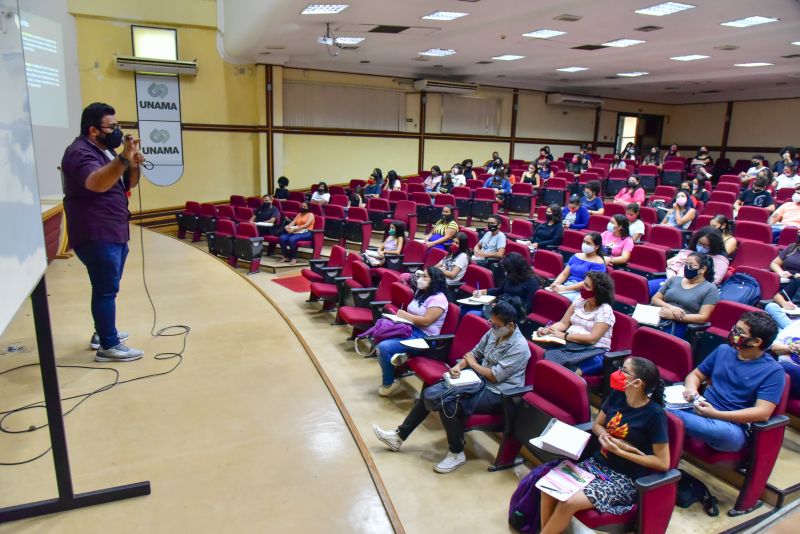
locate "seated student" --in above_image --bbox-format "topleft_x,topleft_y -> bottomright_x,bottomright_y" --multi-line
349,186 -> 365,208
364,177 -> 383,199
540,271 -> 616,376
423,166 -> 443,192
473,216 -> 506,265
614,175 -> 646,206
610,153 -> 627,170
581,143 -> 595,163
375,267 -> 449,396
450,163 -> 466,187
424,205 -> 459,250
567,154 -> 588,175
461,159 -> 475,180
274,176 -> 290,200
539,357 -> 669,534
767,233 -> 800,328
773,146 -> 799,175
370,168 -> 383,188
660,190 -> 696,230
521,163 -> 540,187
581,180 -> 605,215
690,147 -> 713,180
769,183 -> 800,240
385,170 -> 402,192
470,253 -> 539,320
621,142 -> 637,161
665,144 -> 681,160
373,300 -> 531,473
485,151 -> 502,169
252,194 -> 281,239
691,176 -> 710,204
484,168 -> 512,204
766,319 -> 800,401
505,164 -> 518,185
562,195 -> 590,230
548,232 -> 607,302
363,222 -> 405,267
536,160 -> 552,184
735,174 -> 775,214
310,182 -> 330,205
647,226 -> 729,295
531,204 -> 564,249
740,155 -> 768,185
435,232 -> 470,290
537,146 -> 554,167
651,252 -> 718,338
435,173 -> 454,195
601,214 -> 634,267
773,163 -> 800,191
643,146 -> 663,170
670,311 -> 784,452
278,202 -> 315,265
487,156 -> 505,175
626,203 -> 646,243
709,215 -> 738,257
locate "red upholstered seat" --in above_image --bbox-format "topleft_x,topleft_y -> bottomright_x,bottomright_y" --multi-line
301,245 -> 346,284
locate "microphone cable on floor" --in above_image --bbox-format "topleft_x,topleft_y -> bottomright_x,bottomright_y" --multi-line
0,165 -> 190,466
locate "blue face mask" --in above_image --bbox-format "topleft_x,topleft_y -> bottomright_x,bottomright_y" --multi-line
695,244 -> 709,254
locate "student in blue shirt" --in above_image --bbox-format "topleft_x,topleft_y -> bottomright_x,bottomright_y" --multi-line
669,311 -> 785,452
562,195 -> 590,230
484,168 -> 512,205
364,177 -> 382,198
581,180 -> 605,215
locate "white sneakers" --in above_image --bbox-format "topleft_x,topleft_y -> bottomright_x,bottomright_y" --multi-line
434,451 -> 467,473
373,424 -> 467,473
373,425 -> 402,451
378,382 -> 401,397
390,352 -> 409,366
90,331 -> 129,350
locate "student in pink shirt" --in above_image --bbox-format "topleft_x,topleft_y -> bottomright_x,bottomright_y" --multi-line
601,214 -> 635,267
614,175 -> 646,206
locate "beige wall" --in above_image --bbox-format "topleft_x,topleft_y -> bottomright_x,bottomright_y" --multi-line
425,87 -> 514,136
663,103 -> 727,147
516,92 -> 596,141
728,99 -> 800,148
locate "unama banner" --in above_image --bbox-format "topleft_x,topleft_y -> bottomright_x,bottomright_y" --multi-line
135,74 -> 184,186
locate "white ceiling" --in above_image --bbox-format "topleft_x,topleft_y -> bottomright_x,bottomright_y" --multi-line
219,0 -> 800,104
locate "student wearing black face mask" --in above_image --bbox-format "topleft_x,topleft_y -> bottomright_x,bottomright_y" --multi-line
531,204 -> 564,249
735,175 -> 775,214
425,205 -> 459,250
614,176 -> 645,205
252,194 -> 281,238
651,252 -> 718,338
61,102 -> 145,362
690,147 -> 713,179
669,311 -> 784,453
473,216 -> 507,266
643,146 -> 663,170
278,203 -> 315,264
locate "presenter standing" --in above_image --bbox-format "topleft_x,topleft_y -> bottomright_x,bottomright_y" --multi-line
61,102 -> 145,362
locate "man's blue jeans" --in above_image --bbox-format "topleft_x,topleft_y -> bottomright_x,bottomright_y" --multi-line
668,406 -> 748,452
73,240 -> 128,350
376,326 -> 427,387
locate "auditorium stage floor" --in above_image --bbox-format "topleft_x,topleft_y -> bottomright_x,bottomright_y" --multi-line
0,228 -> 392,533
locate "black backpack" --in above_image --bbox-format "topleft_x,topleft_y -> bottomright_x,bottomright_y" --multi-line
676,469 -> 719,516
717,273 -> 761,306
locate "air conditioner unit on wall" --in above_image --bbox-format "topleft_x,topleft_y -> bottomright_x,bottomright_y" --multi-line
546,93 -> 603,108
115,55 -> 198,76
413,79 -> 479,94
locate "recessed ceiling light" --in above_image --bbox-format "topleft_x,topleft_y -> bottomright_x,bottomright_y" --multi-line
734,62 -> 774,67
602,38 -> 646,47
522,29 -> 566,39
419,48 -> 456,57
617,71 -> 650,77
301,4 -> 349,15
334,37 -> 365,45
422,11 -> 469,21
793,42 -> 800,46
669,54 -> 710,61
721,16 -> 779,28
635,2 -> 695,16
556,66 -> 589,72
491,54 -> 525,61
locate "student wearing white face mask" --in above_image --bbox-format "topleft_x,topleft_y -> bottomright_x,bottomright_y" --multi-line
449,163 -> 466,187
769,184 -> 800,242
600,215 -> 634,267
548,232 -> 607,302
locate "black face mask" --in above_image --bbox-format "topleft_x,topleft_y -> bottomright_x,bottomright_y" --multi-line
442,213 -> 452,222
300,207 -> 309,213
99,127 -> 124,150
487,224 -> 499,232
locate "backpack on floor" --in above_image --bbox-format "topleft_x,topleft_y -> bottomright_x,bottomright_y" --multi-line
353,318 -> 412,357
717,273 -> 761,306
676,469 -> 719,516
508,461 -> 559,533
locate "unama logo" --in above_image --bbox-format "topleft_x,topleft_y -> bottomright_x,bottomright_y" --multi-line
147,82 -> 168,98
144,129 -> 179,155
140,82 -> 176,110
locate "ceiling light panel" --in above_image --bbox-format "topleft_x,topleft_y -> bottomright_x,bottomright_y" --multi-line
334,37 -> 365,45
793,42 -> 800,46
617,71 -> 650,77
602,38 -> 646,47
635,2 -> 695,16
721,16 -> 779,28
522,29 -> 566,39
669,54 -> 709,61
301,4 -> 349,15
419,48 -> 456,57
556,66 -> 588,72
734,62 -> 774,67
491,54 -> 525,61
422,11 -> 469,21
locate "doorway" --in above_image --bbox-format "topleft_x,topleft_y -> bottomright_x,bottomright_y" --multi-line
615,113 -> 664,155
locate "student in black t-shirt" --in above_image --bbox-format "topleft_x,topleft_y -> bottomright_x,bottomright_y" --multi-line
734,175 -> 775,213
252,194 -> 282,238
540,357 -> 669,532
274,176 -> 290,200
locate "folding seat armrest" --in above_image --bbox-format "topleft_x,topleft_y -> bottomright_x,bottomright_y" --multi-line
403,261 -> 424,272
752,414 -> 790,432
686,322 -> 711,345
320,266 -> 341,273
634,469 -> 681,492
333,276 -> 352,284
350,287 -> 377,307
384,254 -> 405,270
368,300 -> 391,309
500,385 -> 534,398
603,350 -> 632,365
500,385 -> 535,434
420,334 -> 455,362
249,236 -> 264,243
666,248 -> 682,259
309,258 -> 329,269
321,266 -> 343,283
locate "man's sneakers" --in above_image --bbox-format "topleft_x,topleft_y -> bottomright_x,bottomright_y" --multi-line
95,343 -> 144,362
373,425 -> 402,451
378,382 -> 401,397
90,331 -> 129,350
434,451 -> 466,474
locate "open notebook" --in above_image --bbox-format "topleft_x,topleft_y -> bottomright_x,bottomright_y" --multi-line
530,418 -> 592,461
531,333 -> 566,345
535,460 -> 595,502
632,304 -> 662,326
381,313 -> 414,325
443,369 -> 482,388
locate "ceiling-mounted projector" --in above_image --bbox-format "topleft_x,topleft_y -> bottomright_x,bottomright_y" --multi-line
115,55 -> 198,76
